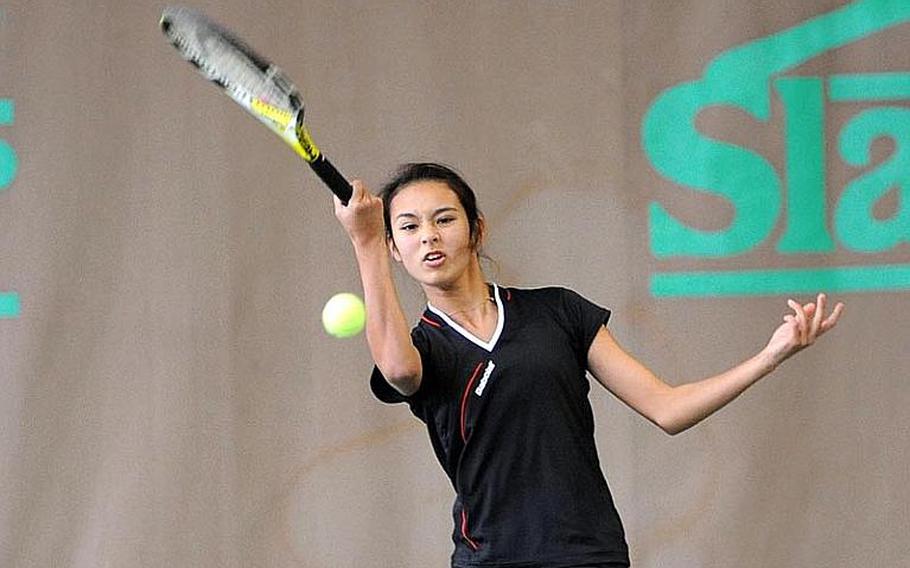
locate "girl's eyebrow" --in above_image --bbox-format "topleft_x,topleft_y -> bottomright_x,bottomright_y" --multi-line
394,207 -> 458,221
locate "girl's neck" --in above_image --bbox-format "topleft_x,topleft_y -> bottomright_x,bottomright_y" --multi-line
422,265 -> 491,316
425,274 -> 498,342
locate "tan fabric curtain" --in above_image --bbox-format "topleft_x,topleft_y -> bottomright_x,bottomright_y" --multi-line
1,1 -> 907,566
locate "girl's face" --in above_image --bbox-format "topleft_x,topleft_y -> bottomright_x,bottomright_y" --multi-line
388,180 -> 481,290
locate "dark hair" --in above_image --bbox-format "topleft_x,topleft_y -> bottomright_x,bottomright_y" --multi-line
380,162 -> 484,246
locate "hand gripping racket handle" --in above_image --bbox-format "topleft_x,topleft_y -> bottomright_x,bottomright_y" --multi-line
309,154 -> 352,205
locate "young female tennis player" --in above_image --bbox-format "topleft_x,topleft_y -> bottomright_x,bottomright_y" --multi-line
333,163 -> 844,568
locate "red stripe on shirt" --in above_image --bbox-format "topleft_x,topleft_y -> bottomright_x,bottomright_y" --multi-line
420,314 -> 442,328
459,361 -> 486,443
461,509 -> 480,550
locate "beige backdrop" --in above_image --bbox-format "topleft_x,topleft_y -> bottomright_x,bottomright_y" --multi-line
1,1 -> 908,566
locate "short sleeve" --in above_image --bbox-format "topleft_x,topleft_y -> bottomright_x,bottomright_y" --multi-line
369,326 -> 432,405
370,366 -> 407,403
559,288 -> 611,358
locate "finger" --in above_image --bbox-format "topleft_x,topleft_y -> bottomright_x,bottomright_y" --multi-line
349,179 -> 365,203
802,302 -> 817,323
808,293 -> 825,342
788,299 -> 808,345
333,193 -> 344,216
820,301 -> 845,333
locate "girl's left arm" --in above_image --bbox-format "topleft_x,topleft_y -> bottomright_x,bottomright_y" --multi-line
587,293 -> 845,435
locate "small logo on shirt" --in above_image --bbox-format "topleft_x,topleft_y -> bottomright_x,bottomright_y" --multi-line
474,360 -> 496,396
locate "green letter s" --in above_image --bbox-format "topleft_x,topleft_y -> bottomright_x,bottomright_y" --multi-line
643,81 -> 779,258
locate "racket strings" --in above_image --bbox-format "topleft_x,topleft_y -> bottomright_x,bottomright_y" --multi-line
160,5 -> 350,200
161,7 -> 300,115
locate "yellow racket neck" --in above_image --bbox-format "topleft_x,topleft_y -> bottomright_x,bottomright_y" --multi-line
250,98 -> 321,163
293,123 -> 321,163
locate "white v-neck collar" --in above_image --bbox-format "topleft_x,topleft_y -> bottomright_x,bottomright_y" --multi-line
426,283 -> 504,352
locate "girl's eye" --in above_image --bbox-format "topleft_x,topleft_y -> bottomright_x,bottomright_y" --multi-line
437,217 -> 455,225
399,223 -> 417,232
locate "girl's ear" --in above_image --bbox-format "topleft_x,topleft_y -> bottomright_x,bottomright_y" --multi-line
473,216 -> 486,251
388,237 -> 402,263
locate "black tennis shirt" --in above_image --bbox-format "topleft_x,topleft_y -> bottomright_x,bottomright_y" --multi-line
371,285 -> 630,567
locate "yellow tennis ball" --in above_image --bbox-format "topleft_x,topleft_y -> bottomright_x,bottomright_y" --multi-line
322,292 -> 365,338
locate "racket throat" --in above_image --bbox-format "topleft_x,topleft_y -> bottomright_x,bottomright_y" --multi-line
294,116 -> 321,162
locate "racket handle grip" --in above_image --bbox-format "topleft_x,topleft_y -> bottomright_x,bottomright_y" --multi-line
309,154 -> 353,205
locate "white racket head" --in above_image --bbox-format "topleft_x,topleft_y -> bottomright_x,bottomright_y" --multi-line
160,5 -> 320,161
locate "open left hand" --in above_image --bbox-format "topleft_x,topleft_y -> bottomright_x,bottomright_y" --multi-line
764,293 -> 845,367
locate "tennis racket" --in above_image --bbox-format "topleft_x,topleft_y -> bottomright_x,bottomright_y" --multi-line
159,5 -> 352,204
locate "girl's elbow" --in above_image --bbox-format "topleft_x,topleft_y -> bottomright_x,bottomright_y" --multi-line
659,420 -> 687,436
652,409 -> 689,436
380,361 -> 422,396
650,386 -> 690,435
387,373 -> 420,396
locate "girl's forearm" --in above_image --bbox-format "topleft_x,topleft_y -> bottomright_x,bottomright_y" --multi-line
658,349 -> 779,435
353,239 -> 421,394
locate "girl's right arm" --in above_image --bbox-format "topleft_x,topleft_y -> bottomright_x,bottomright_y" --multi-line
333,180 -> 422,396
